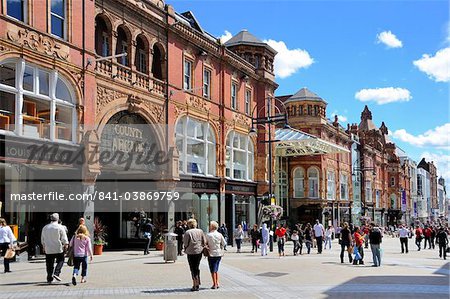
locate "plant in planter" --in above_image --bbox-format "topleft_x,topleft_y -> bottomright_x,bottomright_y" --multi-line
153,215 -> 166,251
93,217 -> 108,255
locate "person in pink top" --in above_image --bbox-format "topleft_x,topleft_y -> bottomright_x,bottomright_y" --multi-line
69,225 -> 93,285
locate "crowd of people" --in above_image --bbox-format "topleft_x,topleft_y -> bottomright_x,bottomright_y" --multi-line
1,213 -> 449,292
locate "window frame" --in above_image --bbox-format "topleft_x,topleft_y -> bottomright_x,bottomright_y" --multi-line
293,167 -> 305,198
245,89 -> 251,115
365,180 -> 372,202
50,0 -> 66,39
225,130 -> 254,181
307,167 -> 319,198
327,170 -> 335,200
203,68 -> 211,99
183,59 -> 193,91
0,58 -> 77,143
231,82 -> 237,110
6,0 -> 27,23
340,173 -> 348,200
176,116 -> 216,177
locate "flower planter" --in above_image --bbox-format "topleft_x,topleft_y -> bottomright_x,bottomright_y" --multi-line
94,244 -> 104,255
155,242 -> 164,251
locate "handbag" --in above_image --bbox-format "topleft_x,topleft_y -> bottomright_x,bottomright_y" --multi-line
66,236 -> 74,267
5,248 -> 15,259
202,247 -> 210,257
347,245 -> 353,254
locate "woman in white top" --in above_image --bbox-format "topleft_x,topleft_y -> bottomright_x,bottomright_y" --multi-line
0,218 -> 16,273
234,224 -> 244,253
206,221 -> 225,289
324,226 -> 333,250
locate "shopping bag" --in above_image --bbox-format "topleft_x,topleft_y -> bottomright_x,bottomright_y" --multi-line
353,246 -> 361,261
5,248 -> 15,259
347,245 -> 353,254
66,246 -> 74,267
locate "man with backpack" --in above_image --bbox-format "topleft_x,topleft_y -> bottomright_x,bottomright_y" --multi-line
369,223 -> 383,267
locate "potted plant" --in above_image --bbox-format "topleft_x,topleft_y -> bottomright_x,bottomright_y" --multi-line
153,215 -> 166,251
93,217 -> 108,255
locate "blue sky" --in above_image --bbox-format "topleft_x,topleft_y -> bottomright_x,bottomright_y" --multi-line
170,0 -> 450,185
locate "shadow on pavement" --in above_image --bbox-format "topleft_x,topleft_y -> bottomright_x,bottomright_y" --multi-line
143,261 -> 173,265
322,262 -> 449,299
0,281 -> 42,286
142,287 -> 193,294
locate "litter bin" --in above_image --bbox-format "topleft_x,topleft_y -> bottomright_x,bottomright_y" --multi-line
163,232 -> 178,263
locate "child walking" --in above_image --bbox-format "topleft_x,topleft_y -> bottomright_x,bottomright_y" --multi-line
70,225 -> 93,285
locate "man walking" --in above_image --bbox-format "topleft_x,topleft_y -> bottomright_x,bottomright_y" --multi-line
399,224 -> 409,253
436,226 -> 448,260
415,225 -> 423,251
218,223 -> 228,251
369,223 -> 382,267
313,219 -> 325,254
41,213 -> 69,283
142,218 -> 154,255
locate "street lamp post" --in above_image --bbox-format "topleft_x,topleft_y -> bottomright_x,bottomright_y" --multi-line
249,96 -> 289,252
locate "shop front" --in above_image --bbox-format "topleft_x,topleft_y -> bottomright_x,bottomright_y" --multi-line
224,180 -> 257,242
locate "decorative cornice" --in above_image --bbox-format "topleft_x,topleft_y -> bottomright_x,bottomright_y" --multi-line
232,112 -> 251,129
186,94 -> 210,114
7,29 -> 69,61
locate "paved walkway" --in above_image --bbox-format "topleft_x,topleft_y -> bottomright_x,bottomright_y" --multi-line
0,237 -> 448,298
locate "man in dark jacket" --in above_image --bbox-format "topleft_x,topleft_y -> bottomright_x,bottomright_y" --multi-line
174,221 -> 185,256
369,223 -> 382,267
436,227 -> 448,260
218,223 -> 228,251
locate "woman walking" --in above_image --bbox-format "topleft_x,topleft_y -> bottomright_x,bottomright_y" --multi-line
291,230 -> 300,256
304,223 -> 313,254
324,226 -> 333,250
206,221 -> 225,289
0,218 -> 16,273
70,225 -> 93,285
183,219 -> 206,291
234,225 -> 244,253
339,222 -> 353,264
250,224 -> 260,253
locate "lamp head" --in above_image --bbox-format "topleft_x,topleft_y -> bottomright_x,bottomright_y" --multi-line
249,127 -> 257,137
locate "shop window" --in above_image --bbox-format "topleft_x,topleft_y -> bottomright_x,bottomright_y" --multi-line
50,0 -> 65,39
203,68 -> 211,99
293,167 -> 305,198
135,36 -> 148,73
340,173 -> 348,200
7,0 -> 26,22
327,170 -> 335,200
95,16 -> 111,57
225,131 -> 254,181
116,27 -> 129,66
176,116 -> 215,176
0,59 -> 76,142
376,190 -> 381,208
152,44 -> 164,80
183,59 -> 192,90
0,91 -> 15,132
308,167 -> 319,198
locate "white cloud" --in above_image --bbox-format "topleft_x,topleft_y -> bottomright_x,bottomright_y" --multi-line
413,47 -> 450,82
392,123 -> 450,149
420,151 -> 450,188
355,87 -> 412,105
331,110 -> 348,122
219,30 -> 232,44
377,31 -> 403,48
263,39 -> 314,79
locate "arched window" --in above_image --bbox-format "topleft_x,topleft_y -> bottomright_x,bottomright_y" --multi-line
152,44 -> 163,80
116,26 -> 129,66
0,59 -> 76,142
390,194 -> 397,209
135,35 -> 148,73
175,116 -> 215,176
327,170 -> 335,200
225,131 -> 254,181
308,167 -> 319,198
293,167 -> 305,198
95,16 -> 111,57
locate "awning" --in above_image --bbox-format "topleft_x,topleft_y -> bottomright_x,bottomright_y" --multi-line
275,128 -> 350,157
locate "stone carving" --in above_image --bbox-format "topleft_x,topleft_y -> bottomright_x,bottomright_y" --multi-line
96,86 -> 128,113
173,103 -> 187,118
233,112 -> 251,128
7,29 -> 69,61
187,95 -> 210,113
0,44 -> 10,53
144,101 -> 164,122
127,94 -> 143,113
